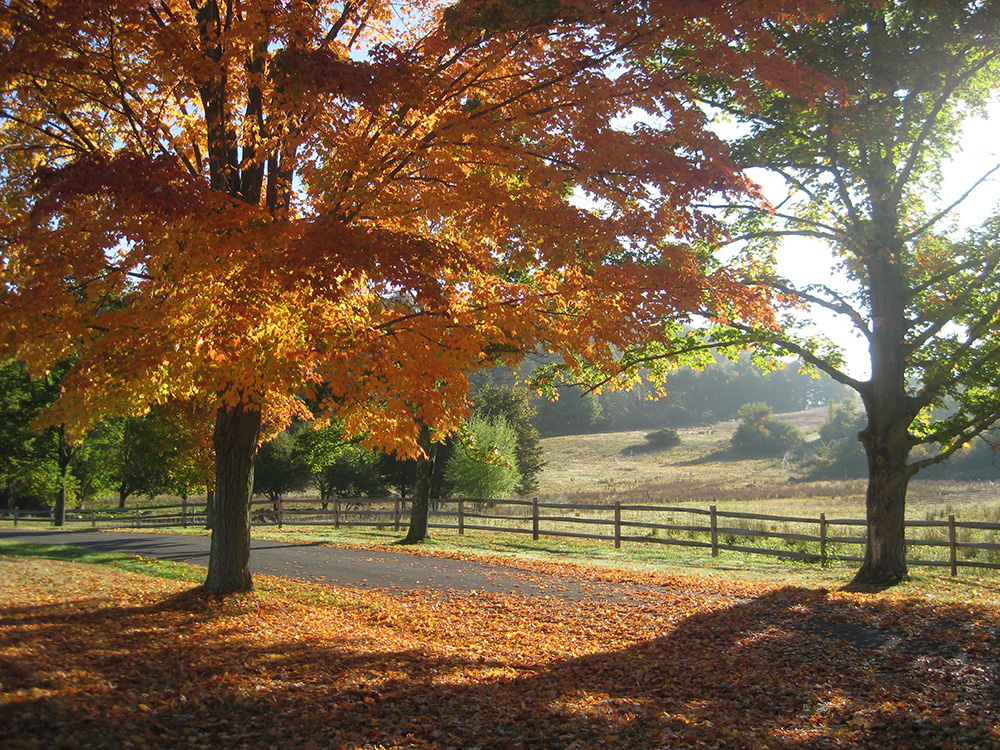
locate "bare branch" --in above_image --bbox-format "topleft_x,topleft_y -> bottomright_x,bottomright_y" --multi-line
905,163 -> 1000,241
728,322 -> 866,392
772,280 -> 872,340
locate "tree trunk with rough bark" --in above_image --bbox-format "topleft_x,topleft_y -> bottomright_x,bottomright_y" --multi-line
853,425 -> 911,586
118,482 -> 134,510
204,401 -> 262,593
852,218 -> 915,587
399,423 -> 436,545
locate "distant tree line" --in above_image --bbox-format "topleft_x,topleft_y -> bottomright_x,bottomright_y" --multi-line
2,357 -> 545,511
251,380 -> 545,504
0,360 -> 213,515
529,353 -> 855,437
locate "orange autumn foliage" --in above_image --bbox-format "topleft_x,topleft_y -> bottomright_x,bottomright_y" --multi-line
0,0 -> 835,588
0,0 -> 830,448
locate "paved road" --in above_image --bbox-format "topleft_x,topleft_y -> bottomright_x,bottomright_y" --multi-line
0,528 -> 644,601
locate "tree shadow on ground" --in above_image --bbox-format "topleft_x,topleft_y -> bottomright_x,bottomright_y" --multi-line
620,443 -> 678,456
2,586 -> 998,749
677,448 -> 738,466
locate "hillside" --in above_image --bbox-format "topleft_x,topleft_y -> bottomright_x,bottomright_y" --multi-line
537,407 -> 826,496
535,407 -> 999,519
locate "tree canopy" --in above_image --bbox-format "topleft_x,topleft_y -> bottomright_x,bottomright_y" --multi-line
0,360 -> 59,509
0,0 -> 831,590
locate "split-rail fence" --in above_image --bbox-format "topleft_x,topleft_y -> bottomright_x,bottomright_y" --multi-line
4,496 -> 999,577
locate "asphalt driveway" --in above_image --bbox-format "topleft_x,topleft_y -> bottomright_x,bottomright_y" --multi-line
0,528 -> 649,602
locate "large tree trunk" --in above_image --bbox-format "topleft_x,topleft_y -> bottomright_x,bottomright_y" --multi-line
851,194 -> 916,587
399,422 -> 436,545
54,481 -> 67,527
854,278 -> 912,584
204,400 -> 262,593
852,426 -> 911,586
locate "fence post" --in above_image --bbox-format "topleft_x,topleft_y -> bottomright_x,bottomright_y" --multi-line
182,500 -> 188,529
614,500 -> 621,549
334,499 -> 340,531
277,497 -> 283,530
136,507 -> 141,528
12,507 -> 18,527
394,499 -> 400,532
92,508 -> 98,529
205,488 -> 214,530
458,499 -> 465,535
710,504 -> 718,557
532,497 -> 539,541
949,514 -> 957,577
819,513 -> 827,568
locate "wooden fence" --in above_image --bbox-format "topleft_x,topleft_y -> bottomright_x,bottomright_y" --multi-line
4,496 -> 999,577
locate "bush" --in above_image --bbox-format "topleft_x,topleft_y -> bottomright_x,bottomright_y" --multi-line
444,416 -> 522,499
731,402 -> 802,457
805,400 -> 867,479
818,399 -> 865,444
473,383 -> 545,495
644,427 -> 681,449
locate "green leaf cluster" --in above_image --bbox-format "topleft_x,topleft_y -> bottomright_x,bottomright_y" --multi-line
444,416 -> 522,500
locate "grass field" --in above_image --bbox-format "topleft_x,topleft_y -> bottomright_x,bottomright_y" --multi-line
536,407 -> 1000,522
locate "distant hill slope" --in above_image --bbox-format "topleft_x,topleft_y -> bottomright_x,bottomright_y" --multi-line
534,407 -> 998,517
536,407 -> 828,498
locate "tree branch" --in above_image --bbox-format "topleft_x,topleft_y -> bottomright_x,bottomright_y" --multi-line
729,322 -> 866,392
904,163 -> 1000,241
908,404 -> 1000,475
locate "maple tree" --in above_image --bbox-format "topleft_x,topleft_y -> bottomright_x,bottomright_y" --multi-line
0,0 -> 828,591
679,0 -> 1000,586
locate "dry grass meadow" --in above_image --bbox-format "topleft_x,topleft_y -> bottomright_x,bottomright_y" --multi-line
535,407 -> 1000,522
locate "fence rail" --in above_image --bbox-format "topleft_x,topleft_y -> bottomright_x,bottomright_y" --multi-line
3,496 -> 999,577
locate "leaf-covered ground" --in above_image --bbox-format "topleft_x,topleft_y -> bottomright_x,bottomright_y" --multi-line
1,554 -> 999,749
